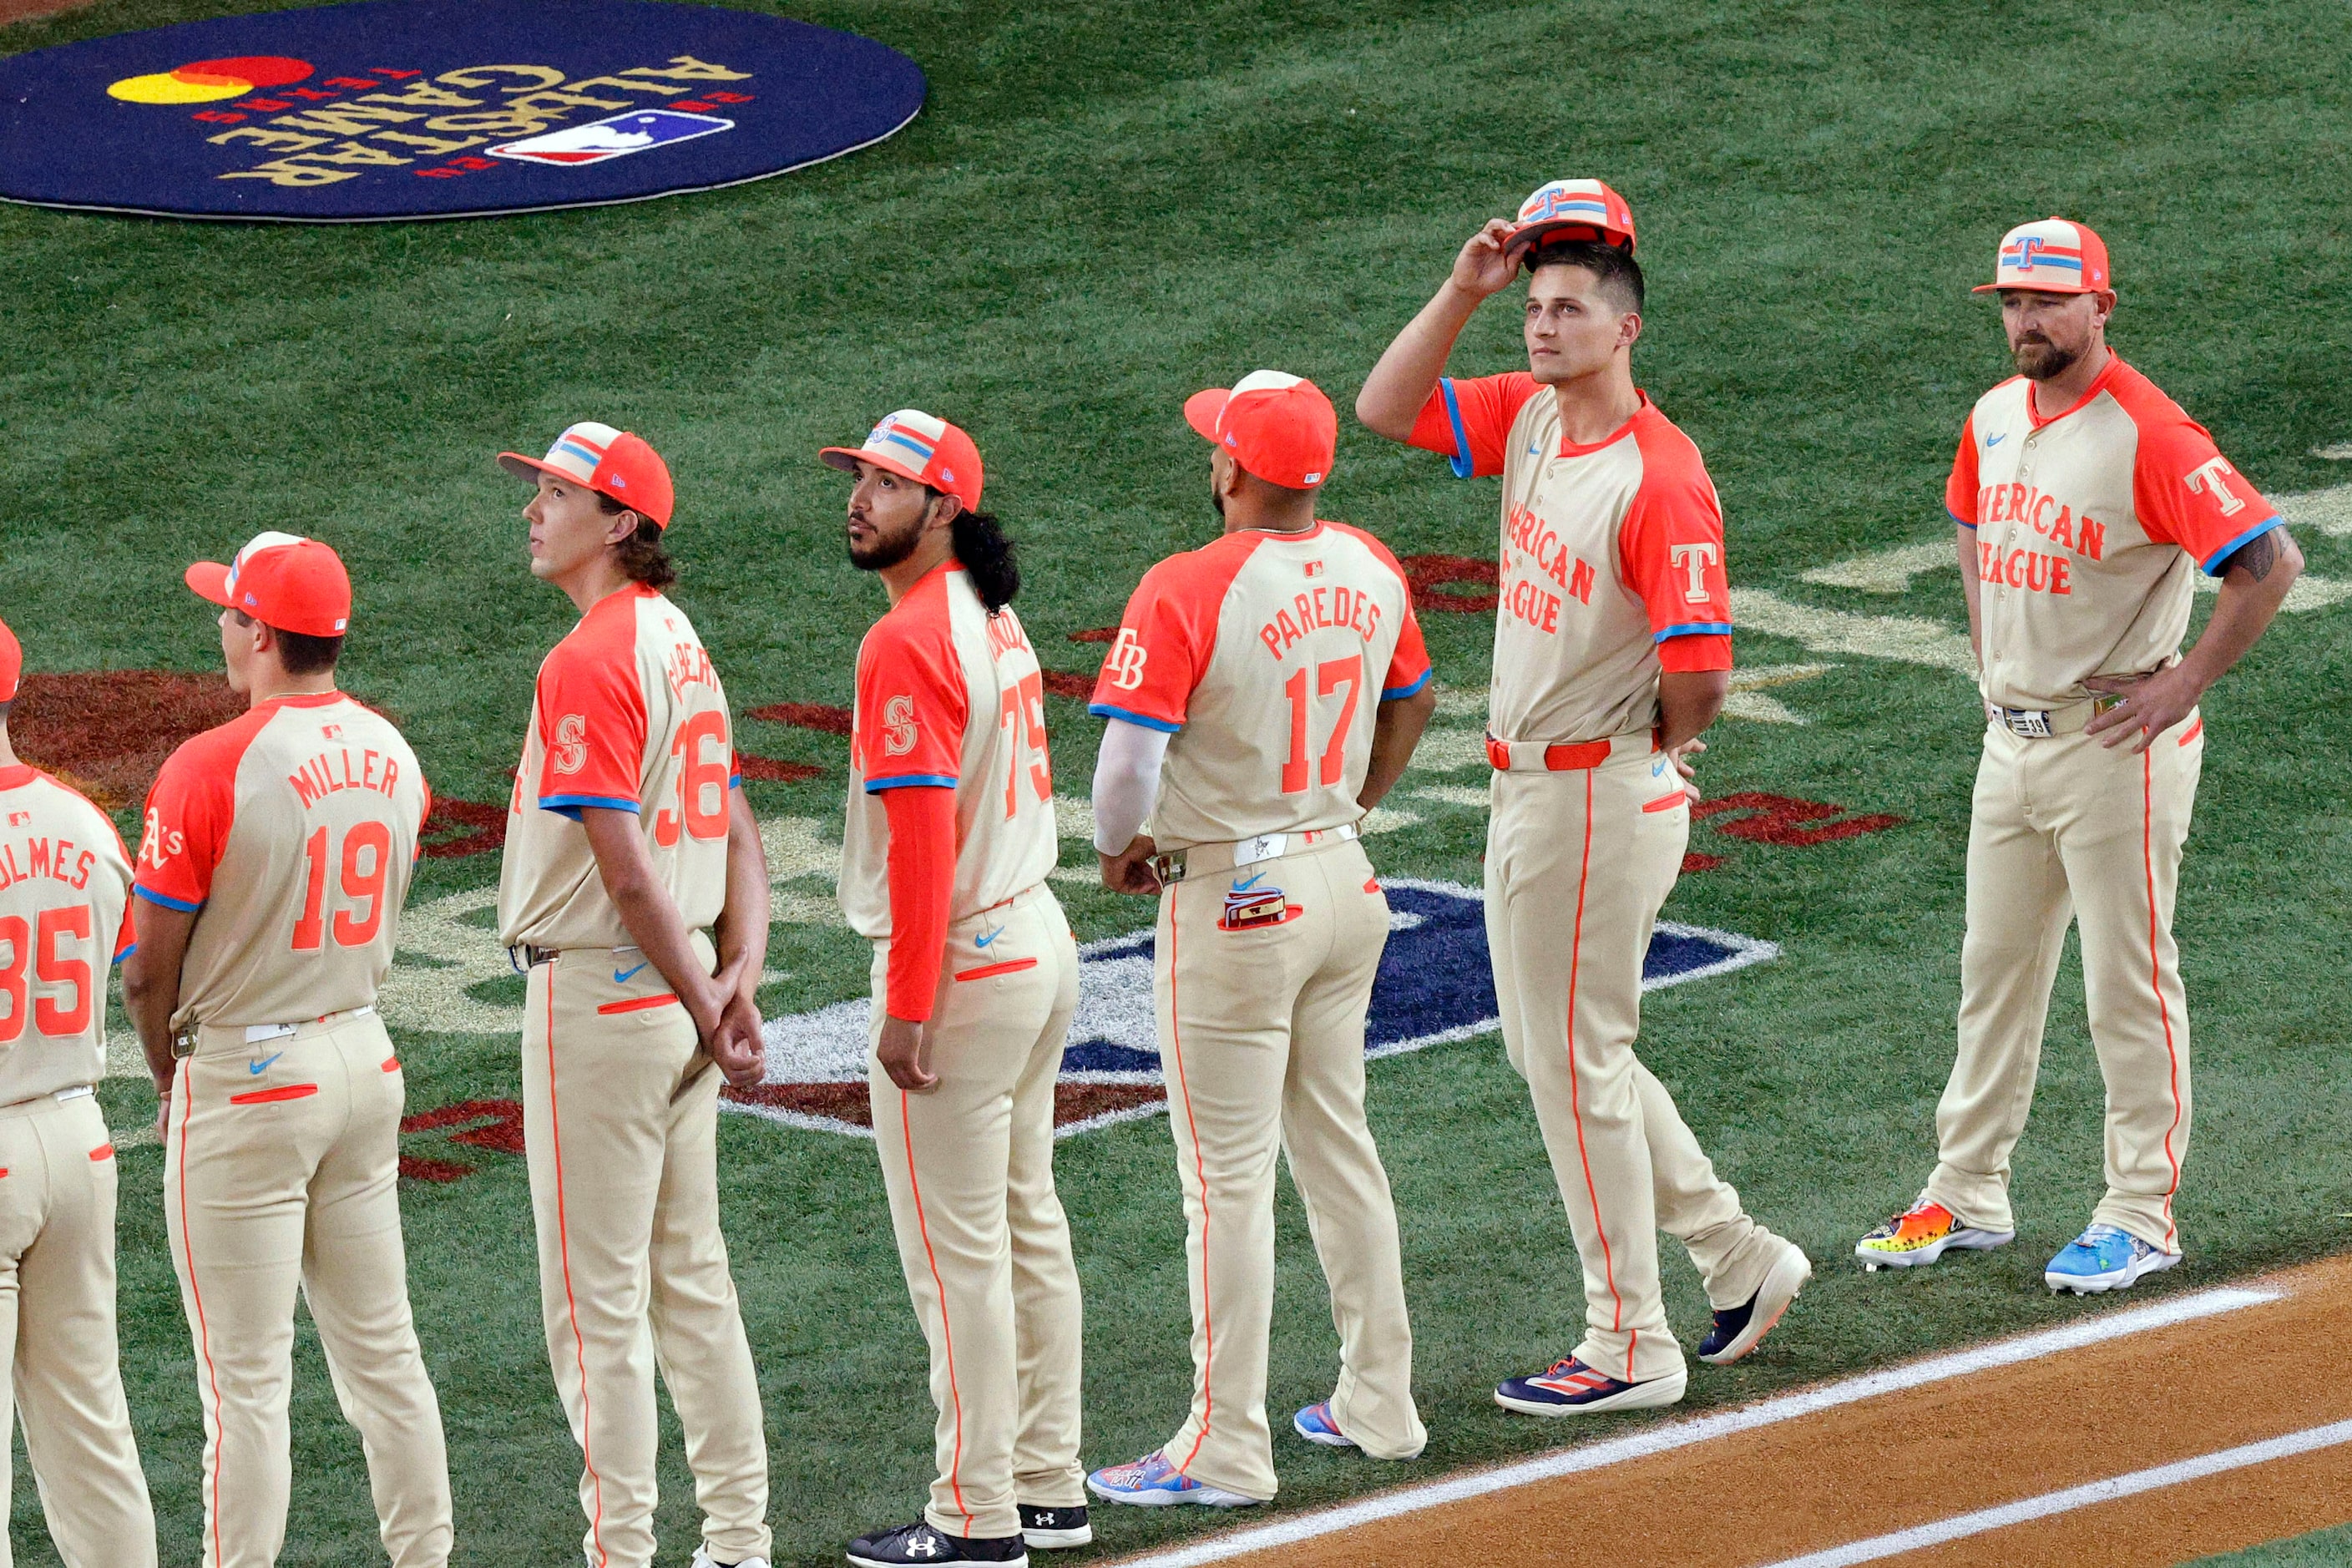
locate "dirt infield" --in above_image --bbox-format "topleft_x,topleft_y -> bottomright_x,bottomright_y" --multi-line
1132,1256 -> 2352,1568
0,0 -> 94,26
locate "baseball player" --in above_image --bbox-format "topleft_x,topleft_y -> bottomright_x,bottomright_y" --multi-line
494,422 -> 775,1568
119,534 -> 451,1567
822,412 -> 1089,1568
0,617 -> 157,1568
1085,371 -> 1436,1509
1854,219 -> 2304,1292
1356,180 -> 1812,1414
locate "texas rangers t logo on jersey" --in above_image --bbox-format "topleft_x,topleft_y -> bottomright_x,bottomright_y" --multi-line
489,109 -> 735,167
1670,541 -> 1720,603
2183,458 -> 2248,516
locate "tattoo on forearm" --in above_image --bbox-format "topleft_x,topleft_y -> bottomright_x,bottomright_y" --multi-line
2225,530 -> 2280,584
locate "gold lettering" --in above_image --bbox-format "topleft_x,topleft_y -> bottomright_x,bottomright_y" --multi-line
355,83 -> 483,109
206,127 -> 329,153
422,110 -> 556,136
619,55 -> 754,82
559,73 -> 691,96
218,158 -> 363,187
300,140 -> 414,167
503,89 -> 630,113
435,64 -> 568,90
268,103 -> 426,136
366,130 -> 489,154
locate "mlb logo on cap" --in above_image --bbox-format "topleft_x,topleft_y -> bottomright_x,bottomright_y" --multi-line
818,408 -> 986,511
1975,216 -> 2112,295
1507,178 -> 1637,255
498,421 -> 676,527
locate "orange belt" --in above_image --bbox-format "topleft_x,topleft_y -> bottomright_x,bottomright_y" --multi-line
1485,729 -> 1661,772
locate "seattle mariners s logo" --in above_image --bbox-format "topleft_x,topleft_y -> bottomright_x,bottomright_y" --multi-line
1103,628 -> 1148,691
550,713 -> 589,776
881,695 -> 918,756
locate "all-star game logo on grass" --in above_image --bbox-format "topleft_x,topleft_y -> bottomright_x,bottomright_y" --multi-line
0,0 -> 926,221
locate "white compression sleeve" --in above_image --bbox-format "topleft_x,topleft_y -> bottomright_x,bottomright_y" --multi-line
1090,718 -> 1171,855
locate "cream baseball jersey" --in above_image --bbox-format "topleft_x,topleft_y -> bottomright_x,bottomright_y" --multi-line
136,693 -> 428,1030
1947,356 -> 2283,711
838,564 -> 1058,939
498,584 -> 739,952
1087,523 -> 1431,852
0,766 -> 134,1103
1411,376 -> 1732,743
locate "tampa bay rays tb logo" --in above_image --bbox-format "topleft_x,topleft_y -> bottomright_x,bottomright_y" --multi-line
1103,628 -> 1148,690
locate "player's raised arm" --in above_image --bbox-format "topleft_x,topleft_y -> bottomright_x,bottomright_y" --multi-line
1355,217 -> 1523,440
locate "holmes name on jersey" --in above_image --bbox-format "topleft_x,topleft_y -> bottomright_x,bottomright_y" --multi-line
0,833 -> 99,895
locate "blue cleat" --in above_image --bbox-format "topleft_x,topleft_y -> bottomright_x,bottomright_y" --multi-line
1495,1356 -> 1686,1416
1292,1401 -> 1354,1449
2045,1224 -> 2179,1295
1086,1451 -> 1260,1509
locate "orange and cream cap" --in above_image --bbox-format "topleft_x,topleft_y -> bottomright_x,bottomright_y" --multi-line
1184,370 -> 1338,490
1975,216 -> 2112,295
498,422 -> 675,527
1506,178 -> 1637,257
820,409 -> 985,511
185,532 -> 352,638
0,618 -> 19,704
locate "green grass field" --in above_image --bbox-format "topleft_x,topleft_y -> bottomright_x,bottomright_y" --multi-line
2203,1525 -> 2352,1566
6,0 -> 2352,1560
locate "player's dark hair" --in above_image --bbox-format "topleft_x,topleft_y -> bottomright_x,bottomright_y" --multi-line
230,609 -> 343,675
597,492 -> 678,590
947,501 -> 1019,614
1529,238 -> 1645,314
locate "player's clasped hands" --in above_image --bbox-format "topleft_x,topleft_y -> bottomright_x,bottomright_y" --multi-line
1097,833 -> 1163,897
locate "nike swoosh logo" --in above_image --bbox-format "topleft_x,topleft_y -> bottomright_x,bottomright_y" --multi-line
974,925 -> 1006,948
1231,871 -> 1266,893
614,962 -> 649,984
1986,432 -> 2007,447
249,1052 -> 282,1075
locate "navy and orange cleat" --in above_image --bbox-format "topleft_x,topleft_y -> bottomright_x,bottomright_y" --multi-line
1698,1239 -> 1813,1364
1495,1356 -> 1687,1416
1855,1197 -> 2014,1272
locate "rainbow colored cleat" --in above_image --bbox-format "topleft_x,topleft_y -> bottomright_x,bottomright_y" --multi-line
1854,1198 -> 2015,1272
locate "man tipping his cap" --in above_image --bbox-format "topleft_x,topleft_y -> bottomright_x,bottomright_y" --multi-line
123,533 -> 455,1565
1084,372 -> 1436,1508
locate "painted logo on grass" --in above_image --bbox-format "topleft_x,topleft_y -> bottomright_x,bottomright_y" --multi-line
721,879 -> 1780,1140
0,0 -> 924,222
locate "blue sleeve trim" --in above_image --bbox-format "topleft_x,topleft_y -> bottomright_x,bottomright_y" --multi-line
2201,514 -> 2284,576
132,884 -> 201,913
863,773 -> 959,794
1381,667 -> 1434,701
539,792 -> 642,821
113,944 -> 135,965
1654,623 -> 1734,642
1441,377 -> 1474,479
1950,508 -> 1976,529
727,773 -> 742,789
1088,704 -> 1183,734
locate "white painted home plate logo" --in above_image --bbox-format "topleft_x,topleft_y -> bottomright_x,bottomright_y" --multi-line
721,879 -> 1779,1139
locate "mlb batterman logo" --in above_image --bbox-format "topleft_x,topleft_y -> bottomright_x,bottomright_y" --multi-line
1102,629 -> 1148,690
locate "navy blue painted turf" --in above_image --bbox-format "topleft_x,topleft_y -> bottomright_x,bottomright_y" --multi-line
0,0 -> 924,221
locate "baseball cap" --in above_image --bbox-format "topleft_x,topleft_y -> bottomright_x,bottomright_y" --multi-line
1975,216 -> 2113,295
1506,178 -> 1637,257
820,410 -> 984,511
185,532 -> 352,638
0,618 -> 19,704
498,422 -> 675,528
1185,371 -> 1338,490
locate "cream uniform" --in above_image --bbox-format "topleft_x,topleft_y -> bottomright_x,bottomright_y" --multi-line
495,582 -> 770,1568
1411,373 -> 1802,1388
136,692 -> 450,1568
841,563 -> 1088,1545
1922,354 -> 2283,1254
0,766 -> 154,1568
1087,520 -> 1433,1501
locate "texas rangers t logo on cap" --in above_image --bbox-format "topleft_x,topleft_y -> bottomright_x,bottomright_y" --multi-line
1976,216 -> 2112,295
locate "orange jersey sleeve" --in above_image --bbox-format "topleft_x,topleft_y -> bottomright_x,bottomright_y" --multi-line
856,611 -> 968,791
534,627 -> 648,817
134,713 -> 261,910
2129,416 -> 2282,573
1947,411 -> 1982,527
1622,420 -> 1733,674
1408,372 -> 1543,478
1087,544 -> 1255,732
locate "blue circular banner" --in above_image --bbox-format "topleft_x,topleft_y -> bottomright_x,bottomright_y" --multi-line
0,0 -> 925,221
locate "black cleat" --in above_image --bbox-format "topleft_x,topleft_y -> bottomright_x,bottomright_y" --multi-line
1017,1503 -> 1092,1549
847,1520 -> 1029,1567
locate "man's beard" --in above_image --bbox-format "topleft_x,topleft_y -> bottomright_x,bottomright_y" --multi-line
2011,334 -> 2081,380
847,517 -> 923,571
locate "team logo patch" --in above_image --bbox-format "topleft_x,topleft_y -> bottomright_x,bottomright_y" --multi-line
0,0 -> 923,223
723,879 -> 1780,1139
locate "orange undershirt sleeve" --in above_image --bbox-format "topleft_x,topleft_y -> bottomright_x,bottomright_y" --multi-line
882,784 -> 956,1021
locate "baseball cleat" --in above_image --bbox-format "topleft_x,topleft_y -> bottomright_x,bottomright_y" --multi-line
1699,1240 -> 1813,1365
1292,1400 -> 1355,1449
1854,1198 -> 2014,1271
1086,1451 -> 1261,1508
1495,1356 -> 1687,1416
691,1550 -> 771,1568
2045,1224 -> 2180,1294
1016,1504 -> 1091,1550
846,1520 -> 1027,1565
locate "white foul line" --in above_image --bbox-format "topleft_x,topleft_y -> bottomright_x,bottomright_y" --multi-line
1114,1286 -> 2280,1568
1758,1417 -> 2352,1567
